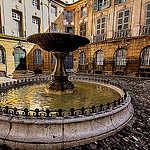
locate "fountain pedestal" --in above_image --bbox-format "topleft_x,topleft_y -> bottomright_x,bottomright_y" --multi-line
46,52 -> 74,94
27,33 -> 90,95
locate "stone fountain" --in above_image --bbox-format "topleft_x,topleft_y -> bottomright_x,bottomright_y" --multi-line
27,33 -> 90,94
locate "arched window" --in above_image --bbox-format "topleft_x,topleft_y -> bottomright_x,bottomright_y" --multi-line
33,49 -> 42,65
115,49 -> 126,65
51,52 -> 56,65
0,46 -> 5,64
79,52 -> 86,65
141,46 -> 150,66
95,50 -> 103,65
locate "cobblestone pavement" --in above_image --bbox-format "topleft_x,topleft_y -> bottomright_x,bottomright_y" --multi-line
64,77 -> 150,150
0,75 -> 149,150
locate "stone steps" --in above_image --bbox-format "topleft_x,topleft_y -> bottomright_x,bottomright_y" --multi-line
12,70 -> 35,79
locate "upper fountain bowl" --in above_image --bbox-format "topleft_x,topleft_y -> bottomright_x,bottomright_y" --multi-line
27,33 -> 90,52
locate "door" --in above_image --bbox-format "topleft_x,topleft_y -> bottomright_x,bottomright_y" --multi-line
14,47 -> 26,70
65,53 -> 73,69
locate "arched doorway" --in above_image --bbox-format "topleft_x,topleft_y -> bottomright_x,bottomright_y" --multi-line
113,48 -> 126,75
139,46 -> 150,77
14,47 -> 26,70
65,53 -> 73,69
93,50 -> 104,74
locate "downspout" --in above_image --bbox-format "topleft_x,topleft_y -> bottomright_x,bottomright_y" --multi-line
48,0 -> 51,74
112,0 -> 115,39
24,0 -> 27,37
90,0 -> 94,72
2,0 -> 5,34
139,0 -> 142,36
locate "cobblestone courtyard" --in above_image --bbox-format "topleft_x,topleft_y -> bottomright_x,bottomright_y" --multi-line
0,75 -> 149,150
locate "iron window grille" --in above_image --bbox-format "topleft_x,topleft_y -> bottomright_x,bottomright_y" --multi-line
115,49 -> 126,66
79,52 -> 86,65
141,47 -> 150,66
34,49 -> 42,65
95,51 -> 103,65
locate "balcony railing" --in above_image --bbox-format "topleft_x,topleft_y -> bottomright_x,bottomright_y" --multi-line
93,34 -> 105,42
142,25 -> 150,35
115,29 -> 130,39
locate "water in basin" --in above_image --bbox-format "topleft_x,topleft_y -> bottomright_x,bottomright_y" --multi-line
0,82 -> 121,111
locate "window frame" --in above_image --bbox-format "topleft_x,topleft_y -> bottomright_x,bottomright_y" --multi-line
79,51 -> 86,66
145,3 -> 150,26
81,6 -> 87,18
117,9 -> 130,31
95,50 -> 104,66
96,17 -> 106,35
0,46 -> 5,64
141,46 -> 150,66
32,0 -> 40,10
51,23 -> 57,33
32,16 -> 41,33
80,22 -> 86,37
33,49 -> 42,65
51,5 -> 57,17
115,49 -> 126,66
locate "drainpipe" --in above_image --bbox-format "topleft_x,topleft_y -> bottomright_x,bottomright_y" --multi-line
2,0 -> 5,34
139,0 -> 142,36
112,0 -> 115,39
48,0 -> 51,74
24,0 -> 27,37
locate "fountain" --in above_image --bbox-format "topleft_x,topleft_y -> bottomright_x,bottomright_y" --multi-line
27,33 -> 90,94
0,33 -> 134,150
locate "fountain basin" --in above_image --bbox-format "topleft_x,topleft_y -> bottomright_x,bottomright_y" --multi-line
0,79 -> 134,150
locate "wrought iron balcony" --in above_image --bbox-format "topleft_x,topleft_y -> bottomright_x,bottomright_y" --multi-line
93,34 -> 105,42
142,25 -> 150,35
115,29 -> 130,39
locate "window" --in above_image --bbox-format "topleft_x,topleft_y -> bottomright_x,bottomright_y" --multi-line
98,0 -> 106,10
12,10 -> 23,37
65,27 -> 73,34
32,0 -> 39,9
115,49 -> 126,65
79,52 -> 86,65
66,11 -> 73,21
51,53 -> 56,65
97,17 -> 105,35
17,0 -> 22,3
117,10 -> 130,30
51,23 -> 57,33
81,7 -> 87,18
32,0 -> 40,9
51,5 -> 57,17
146,3 -> 150,26
114,0 -> 128,4
0,46 -> 5,64
94,0 -> 110,11
141,47 -> 150,66
32,16 -> 40,33
95,51 -> 103,65
34,49 -> 42,65
80,23 -> 86,37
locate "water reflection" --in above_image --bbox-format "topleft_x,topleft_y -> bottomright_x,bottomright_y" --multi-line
0,82 -> 121,111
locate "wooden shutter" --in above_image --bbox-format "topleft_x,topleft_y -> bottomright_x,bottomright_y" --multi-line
93,0 -> 98,12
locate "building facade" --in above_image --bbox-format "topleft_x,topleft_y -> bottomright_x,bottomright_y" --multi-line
0,0 -> 150,77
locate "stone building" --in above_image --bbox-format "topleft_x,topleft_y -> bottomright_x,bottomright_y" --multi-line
0,0 -> 150,77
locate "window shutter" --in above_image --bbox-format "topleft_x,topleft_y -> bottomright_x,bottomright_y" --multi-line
114,0 -> 118,4
106,0 -> 111,8
93,0 -> 98,12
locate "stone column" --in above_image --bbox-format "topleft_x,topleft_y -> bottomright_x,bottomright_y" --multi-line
47,52 -> 74,94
